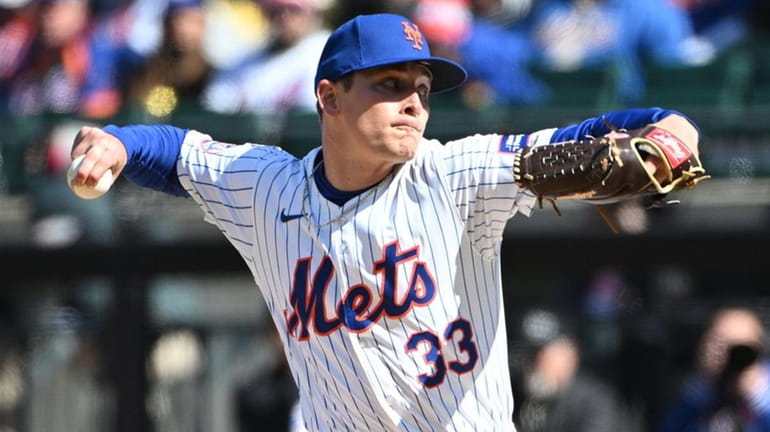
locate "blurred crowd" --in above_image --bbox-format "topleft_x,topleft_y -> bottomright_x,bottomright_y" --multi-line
2,0 -> 768,247
1,0 -> 768,120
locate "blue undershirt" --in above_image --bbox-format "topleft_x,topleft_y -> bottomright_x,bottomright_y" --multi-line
104,124 -> 188,197
312,152 -> 374,206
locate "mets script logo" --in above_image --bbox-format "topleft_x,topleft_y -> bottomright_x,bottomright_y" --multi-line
284,241 -> 436,341
402,22 -> 423,50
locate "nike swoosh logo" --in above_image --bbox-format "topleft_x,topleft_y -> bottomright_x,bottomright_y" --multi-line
280,209 -> 305,223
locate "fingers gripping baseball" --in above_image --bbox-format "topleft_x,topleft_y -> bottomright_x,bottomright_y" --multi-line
67,126 -> 128,199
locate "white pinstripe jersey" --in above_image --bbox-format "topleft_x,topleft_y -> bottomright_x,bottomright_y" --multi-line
177,129 -> 555,431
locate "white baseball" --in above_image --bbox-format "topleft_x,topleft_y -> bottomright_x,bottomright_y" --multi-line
66,154 -> 114,199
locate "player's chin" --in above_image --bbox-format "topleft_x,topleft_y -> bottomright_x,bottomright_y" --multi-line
393,137 -> 420,160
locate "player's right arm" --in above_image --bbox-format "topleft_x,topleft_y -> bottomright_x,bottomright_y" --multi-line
70,124 -> 190,197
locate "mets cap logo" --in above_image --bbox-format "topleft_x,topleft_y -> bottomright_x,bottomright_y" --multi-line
401,21 -> 423,50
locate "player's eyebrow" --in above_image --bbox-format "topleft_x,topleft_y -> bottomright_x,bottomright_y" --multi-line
364,62 -> 433,81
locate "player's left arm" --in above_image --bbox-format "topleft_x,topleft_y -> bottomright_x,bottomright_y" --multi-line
550,107 -> 699,156
513,107 -> 707,214
551,108 -> 700,182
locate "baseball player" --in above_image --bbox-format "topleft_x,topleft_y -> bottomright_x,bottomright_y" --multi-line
69,13 -> 704,432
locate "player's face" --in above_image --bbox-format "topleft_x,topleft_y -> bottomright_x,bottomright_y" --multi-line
338,62 -> 431,163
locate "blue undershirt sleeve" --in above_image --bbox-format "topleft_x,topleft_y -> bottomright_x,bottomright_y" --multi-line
550,107 -> 698,142
103,124 -> 190,197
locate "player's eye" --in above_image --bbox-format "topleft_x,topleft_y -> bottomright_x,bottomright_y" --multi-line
416,88 -> 430,109
376,76 -> 429,107
417,85 -> 430,99
379,78 -> 400,91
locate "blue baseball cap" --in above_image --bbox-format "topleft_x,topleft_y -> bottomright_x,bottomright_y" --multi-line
314,13 -> 468,94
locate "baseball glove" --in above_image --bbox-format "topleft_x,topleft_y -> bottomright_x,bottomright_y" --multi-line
513,121 -> 709,230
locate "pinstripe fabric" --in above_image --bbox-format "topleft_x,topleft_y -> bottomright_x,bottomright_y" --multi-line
176,130 -> 547,432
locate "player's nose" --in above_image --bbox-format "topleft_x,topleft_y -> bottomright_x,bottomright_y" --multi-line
401,90 -> 426,117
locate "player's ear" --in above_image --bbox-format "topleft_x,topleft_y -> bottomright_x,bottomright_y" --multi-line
317,80 -> 340,116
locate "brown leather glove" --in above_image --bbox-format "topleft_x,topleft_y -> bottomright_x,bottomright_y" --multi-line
514,123 -> 709,206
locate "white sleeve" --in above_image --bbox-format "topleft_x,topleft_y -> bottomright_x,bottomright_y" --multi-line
176,131 -> 289,250
439,129 -> 555,253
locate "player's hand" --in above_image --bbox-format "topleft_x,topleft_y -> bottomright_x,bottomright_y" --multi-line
601,113 -> 700,182
642,113 -> 700,181
653,113 -> 700,157
69,126 -> 128,188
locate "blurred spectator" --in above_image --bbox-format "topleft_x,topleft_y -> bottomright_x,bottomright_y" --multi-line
656,306 -> 770,432
0,0 -> 124,118
1,3 -> 119,240
202,0 -> 331,115
326,0 -> 416,26
92,0 -> 271,114
471,0 -> 533,26
412,0 -> 547,109
235,316 -> 299,432
512,311 -> 624,432
124,0 -> 213,117
23,120 -> 118,247
147,328 -> 205,431
87,0 -> 174,101
0,2 -> 36,84
669,0 -> 758,54
515,0 -> 716,103
203,0 -> 271,70
25,296 -> 111,432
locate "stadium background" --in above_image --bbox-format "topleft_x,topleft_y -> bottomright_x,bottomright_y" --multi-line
1,0 -> 770,431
